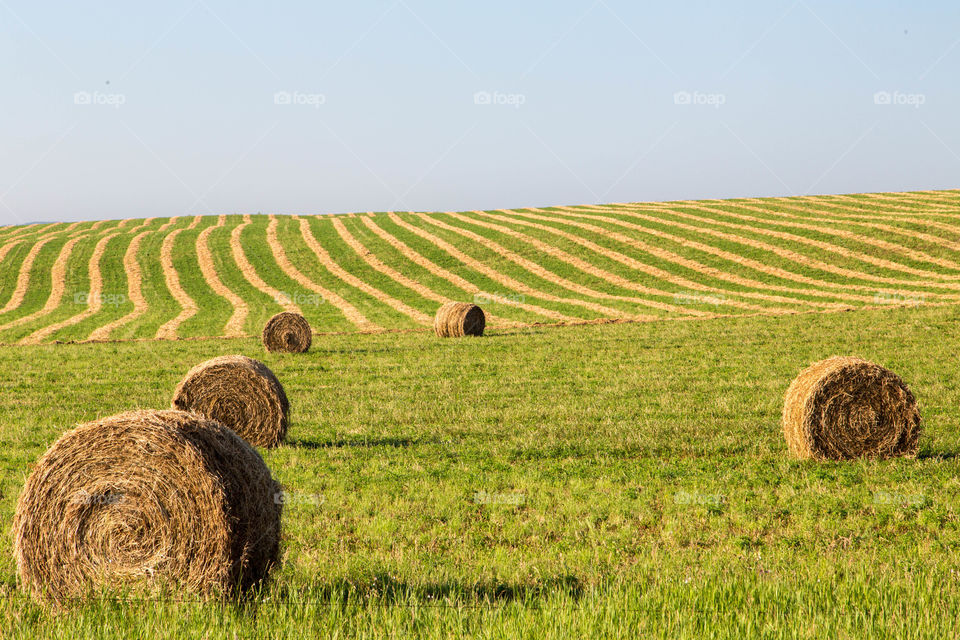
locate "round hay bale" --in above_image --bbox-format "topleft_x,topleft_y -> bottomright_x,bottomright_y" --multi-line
434,302 -> 485,337
172,355 -> 289,448
12,409 -> 282,604
262,312 -> 312,353
782,356 -> 921,460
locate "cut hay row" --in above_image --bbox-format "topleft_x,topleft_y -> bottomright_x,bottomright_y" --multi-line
552,207 -> 910,305
514,208 -> 849,310
743,199 -> 960,254
331,218 -> 526,329
860,192 -> 960,208
804,195 -> 960,218
86,228 -> 152,341
231,215 -> 302,315
467,210 -> 798,314
293,215 -> 430,326
414,213 -> 664,320
765,198 -> 960,245
0,236 -> 57,316
388,213 -> 626,322
0,236 -> 83,334
446,211 -> 712,316
197,215 -> 248,338
360,216 -> 569,324
577,206 -> 960,299
267,215 -> 378,330
645,203 -> 960,283
677,202 -> 960,273
155,216 -> 203,340
22,233 -> 119,344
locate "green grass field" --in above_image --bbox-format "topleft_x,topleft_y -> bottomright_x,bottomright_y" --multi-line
2,299 -> 960,638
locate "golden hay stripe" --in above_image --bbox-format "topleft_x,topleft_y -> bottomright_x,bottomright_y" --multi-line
447,211 -> 712,316
263,215 -> 376,330
197,215 -> 247,338
0,237 -> 56,315
489,209 -> 821,312
744,199 -> 960,253
589,205 -> 960,297
555,207 -> 949,303
230,215 -> 302,315
86,229 -> 152,341
331,218 -> 523,329
518,208 -> 849,310
22,233 -> 120,344
0,236 -> 83,333
295,216 -> 431,326
361,216 -> 575,323
155,216 -> 203,340
393,212 -> 654,321
677,201 -> 960,272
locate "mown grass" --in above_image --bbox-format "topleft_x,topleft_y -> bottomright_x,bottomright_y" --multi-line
1,303 -> 960,637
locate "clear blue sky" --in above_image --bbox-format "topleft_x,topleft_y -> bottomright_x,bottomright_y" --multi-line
1,1 -> 958,223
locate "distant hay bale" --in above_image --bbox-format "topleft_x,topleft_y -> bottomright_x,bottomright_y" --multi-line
262,312 -> 312,353
12,409 -> 282,604
172,355 -> 289,448
782,356 -> 921,460
434,302 -> 485,337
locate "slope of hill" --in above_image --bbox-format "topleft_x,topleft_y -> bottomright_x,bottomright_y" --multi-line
0,189 -> 958,344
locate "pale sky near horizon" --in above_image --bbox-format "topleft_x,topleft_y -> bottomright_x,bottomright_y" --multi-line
1,1 -> 958,224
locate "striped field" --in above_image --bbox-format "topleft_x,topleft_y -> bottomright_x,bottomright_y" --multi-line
1,190 -> 960,345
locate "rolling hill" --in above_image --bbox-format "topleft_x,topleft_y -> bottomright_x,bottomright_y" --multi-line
0,189 -> 959,345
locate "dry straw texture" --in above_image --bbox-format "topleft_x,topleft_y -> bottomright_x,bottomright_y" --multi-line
262,312 -> 312,353
12,409 -> 282,604
782,356 -> 922,460
434,302 -> 486,337
172,355 -> 289,448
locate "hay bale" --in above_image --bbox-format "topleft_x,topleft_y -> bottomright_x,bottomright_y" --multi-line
782,356 -> 922,460
172,355 -> 289,448
262,312 -> 312,353
434,302 -> 485,337
12,409 -> 282,604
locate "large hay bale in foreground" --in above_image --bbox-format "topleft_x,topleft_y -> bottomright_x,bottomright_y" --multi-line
434,302 -> 485,337
782,356 -> 921,460
172,355 -> 289,448
12,410 -> 282,604
262,312 -> 312,353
